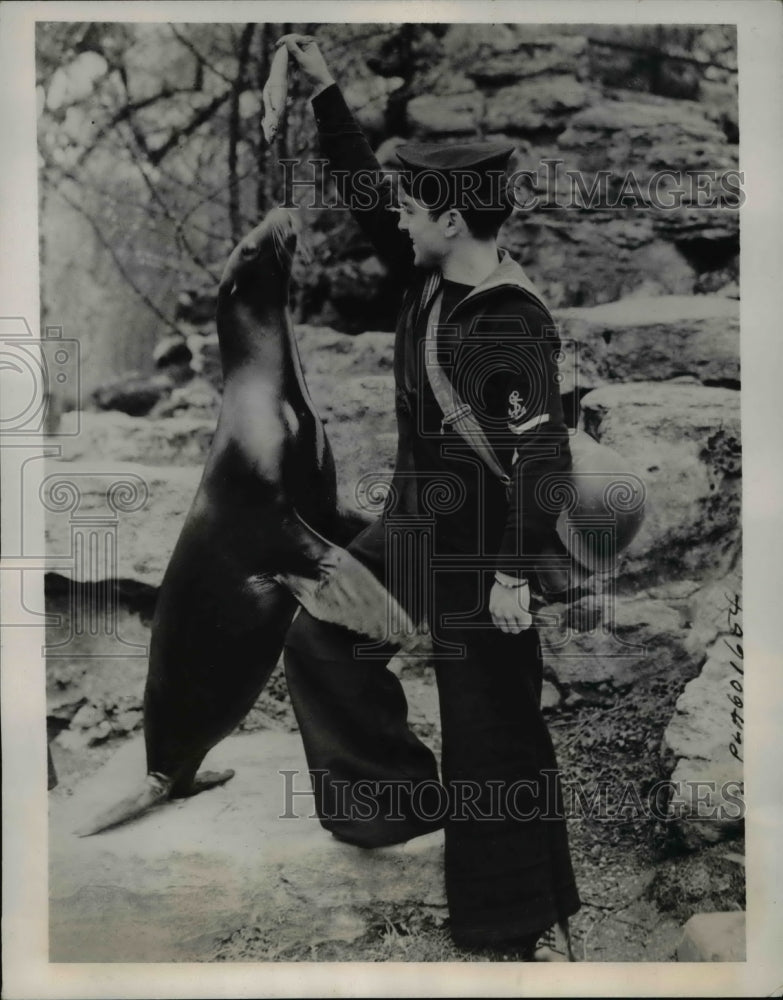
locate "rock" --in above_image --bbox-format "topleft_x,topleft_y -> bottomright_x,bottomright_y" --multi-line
441,23 -> 522,61
502,215 -> 699,311
406,90 -> 485,136
580,383 -> 740,585
55,728 -> 92,753
554,294 -> 739,392
49,733 -> 445,961
91,371 -> 174,417
677,912 -> 745,962
152,377 -> 221,417
308,374 -> 397,509
558,96 -> 736,186
412,70 -> 479,99
540,680 -> 561,712
46,51 -> 109,110
294,326 -> 395,377
653,206 -> 739,266
661,576 -> 744,847
47,693 -> 86,726
680,571 -> 742,658
485,77 -> 593,134
176,288 -> 217,325
153,334 -> 192,369
114,709 -> 143,733
45,578 -> 153,719
314,373 -> 396,424
441,25 -> 590,85
555,95 -> 739,277
701,80 -> 739,142
43,460 -> 202,589
328,256 -> 393,311
71,703 -> 106,730
343,74 -> 404,134
187,335 -> 222,391
467,35 -> 588,84
87,720 -> 113,745
47,410 -> 215,465
541,595 -> 697,692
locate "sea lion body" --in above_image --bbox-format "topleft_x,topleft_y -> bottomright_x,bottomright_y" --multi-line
77,209 -> 342,832
144,215 -> 340,788
78,207 -> 422,836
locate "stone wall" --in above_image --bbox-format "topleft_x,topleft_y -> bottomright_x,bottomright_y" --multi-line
40,23 -> 739,398
294,24 -> 739,329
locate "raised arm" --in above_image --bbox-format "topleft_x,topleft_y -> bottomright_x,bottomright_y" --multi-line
276,34 -> 414,278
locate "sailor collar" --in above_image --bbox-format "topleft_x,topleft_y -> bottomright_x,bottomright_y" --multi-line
417,248 -> 549,325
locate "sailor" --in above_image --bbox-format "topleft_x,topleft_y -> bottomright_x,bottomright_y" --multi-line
278,33 -> 580,959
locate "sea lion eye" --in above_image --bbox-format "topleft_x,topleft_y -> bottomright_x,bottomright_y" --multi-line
241,243 -> 258,258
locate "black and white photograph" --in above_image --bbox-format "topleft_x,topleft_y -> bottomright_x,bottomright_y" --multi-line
1,1 -> 782,996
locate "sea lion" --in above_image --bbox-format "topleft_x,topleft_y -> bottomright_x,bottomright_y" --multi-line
76,208 -> 419,837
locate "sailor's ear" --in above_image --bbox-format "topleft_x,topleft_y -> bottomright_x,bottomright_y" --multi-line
443,208 -> 465,237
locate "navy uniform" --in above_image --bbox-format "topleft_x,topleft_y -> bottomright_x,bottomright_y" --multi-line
284,82 -> 580,951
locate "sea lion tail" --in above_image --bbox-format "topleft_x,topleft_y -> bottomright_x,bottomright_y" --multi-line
73,772 -> 172,838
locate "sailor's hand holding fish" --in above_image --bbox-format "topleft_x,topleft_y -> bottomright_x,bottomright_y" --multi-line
275,33 -> 335,98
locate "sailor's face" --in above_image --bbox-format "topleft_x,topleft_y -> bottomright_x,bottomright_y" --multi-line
395,190 -> 448,269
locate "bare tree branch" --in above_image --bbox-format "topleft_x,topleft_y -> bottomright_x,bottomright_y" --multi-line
55,183 -> 182,336
256,22 -> 271,216
119,128 -> 221,284
73,86 -> 201,170
148,89 -> 232,166
41,150 -> 234,248
229,24 -> 256,242
168,24 -> 237,86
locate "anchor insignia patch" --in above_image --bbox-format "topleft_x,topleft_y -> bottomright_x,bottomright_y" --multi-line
508,390 -> 526,420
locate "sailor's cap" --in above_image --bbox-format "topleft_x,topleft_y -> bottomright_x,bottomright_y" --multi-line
394,140 -> 515,174
393,140 -> 516,221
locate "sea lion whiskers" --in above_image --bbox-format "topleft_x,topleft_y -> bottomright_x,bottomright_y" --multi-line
269,209 -> 311,268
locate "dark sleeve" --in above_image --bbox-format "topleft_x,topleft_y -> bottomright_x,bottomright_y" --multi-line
311,83 -> 414,278
459,291 -> 572,573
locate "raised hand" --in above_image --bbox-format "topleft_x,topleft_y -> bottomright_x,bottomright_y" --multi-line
275,33 -> 335,95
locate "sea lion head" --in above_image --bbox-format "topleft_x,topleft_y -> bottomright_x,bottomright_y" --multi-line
219,208 -> 310,298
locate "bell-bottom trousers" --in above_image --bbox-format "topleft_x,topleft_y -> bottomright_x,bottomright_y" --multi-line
283,515 -> 580,947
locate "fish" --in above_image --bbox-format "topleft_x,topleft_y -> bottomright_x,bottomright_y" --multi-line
261,43 -> 289,143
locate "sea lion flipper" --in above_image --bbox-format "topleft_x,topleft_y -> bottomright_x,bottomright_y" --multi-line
74,773 -> 172,838
275,513 -> 426,652
330,503 -> 376,548
174,769 -> 235,798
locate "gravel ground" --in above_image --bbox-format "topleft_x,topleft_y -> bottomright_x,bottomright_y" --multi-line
48,645 -> 745,963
